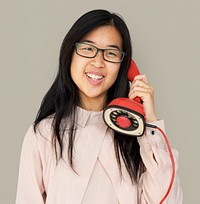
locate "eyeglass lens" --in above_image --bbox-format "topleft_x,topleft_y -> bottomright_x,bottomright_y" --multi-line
76,43 -> 124,63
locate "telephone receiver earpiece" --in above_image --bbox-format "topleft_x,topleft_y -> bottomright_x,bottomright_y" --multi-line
103,59 -> 145,136
128,59 -> 140,81
128,59 -> 142,104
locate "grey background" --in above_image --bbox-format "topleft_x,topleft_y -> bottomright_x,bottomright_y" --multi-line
1,0 -> 199,203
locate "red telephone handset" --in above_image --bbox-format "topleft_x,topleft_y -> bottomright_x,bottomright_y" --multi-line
127,59 -> 140,82
103,59 -> 145,136
128,59 -> 142,104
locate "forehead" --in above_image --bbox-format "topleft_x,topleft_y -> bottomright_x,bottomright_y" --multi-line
81,26 -> 123,49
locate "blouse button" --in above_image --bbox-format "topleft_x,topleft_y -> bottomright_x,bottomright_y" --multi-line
150,130 -> 156,135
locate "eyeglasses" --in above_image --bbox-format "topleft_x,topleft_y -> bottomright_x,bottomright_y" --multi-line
75,42 -> 125,63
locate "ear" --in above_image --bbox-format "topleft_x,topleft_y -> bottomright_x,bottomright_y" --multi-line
128,59 -> 140,82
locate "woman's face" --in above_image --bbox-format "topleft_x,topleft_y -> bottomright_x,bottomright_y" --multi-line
70,25 -> 123,111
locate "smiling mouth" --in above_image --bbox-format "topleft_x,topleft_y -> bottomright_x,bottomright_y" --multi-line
86,73 -> 104,81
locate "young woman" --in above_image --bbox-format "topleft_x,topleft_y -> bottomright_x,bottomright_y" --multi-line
16,9 -> 183,204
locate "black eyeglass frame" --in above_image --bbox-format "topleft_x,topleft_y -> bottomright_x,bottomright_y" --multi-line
75,42 -> 126,63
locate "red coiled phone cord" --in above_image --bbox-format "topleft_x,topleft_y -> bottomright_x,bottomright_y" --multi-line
146,124 -> 176,204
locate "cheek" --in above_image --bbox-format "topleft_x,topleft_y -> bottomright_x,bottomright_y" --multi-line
109,67 -> 120,83
70,53 -> 77,78
70,54 -> 85,80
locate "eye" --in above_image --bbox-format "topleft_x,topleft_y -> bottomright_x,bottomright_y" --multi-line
106,50 -> 120,58
108,52 -> 117,56
81,45 -> 94,52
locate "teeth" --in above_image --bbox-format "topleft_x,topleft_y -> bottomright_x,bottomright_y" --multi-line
86,73 -> 103,80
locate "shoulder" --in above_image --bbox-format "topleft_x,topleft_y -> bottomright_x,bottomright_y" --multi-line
24,116 -> 55,146
20,117 -> 57,172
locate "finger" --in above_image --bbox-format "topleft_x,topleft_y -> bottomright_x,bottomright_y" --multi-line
129,90 -> 150,101
131,79 -> 150,89
128,87 -> 154,100
133,74 -> 148,83
130,81 -> 154,95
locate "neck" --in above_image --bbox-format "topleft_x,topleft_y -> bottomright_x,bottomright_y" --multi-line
79,96 -> 107,111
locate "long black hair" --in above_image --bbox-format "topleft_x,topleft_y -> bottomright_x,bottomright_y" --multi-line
34,9 -> 144,182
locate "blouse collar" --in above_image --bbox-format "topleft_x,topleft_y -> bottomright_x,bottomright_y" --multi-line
75,106 -> 104,128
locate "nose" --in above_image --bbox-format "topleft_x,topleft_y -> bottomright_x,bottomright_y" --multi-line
91,50 -> 104,68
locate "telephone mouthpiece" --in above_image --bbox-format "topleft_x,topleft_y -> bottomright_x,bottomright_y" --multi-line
103,98 -> 145,136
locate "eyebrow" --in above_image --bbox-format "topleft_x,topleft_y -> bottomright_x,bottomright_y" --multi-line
81,40 -> 121,50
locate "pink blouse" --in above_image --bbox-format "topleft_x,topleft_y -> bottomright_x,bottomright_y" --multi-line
16,107 -> 183,204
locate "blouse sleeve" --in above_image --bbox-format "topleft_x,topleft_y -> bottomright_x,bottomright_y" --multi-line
137,120 -> 183,204
16,125 -> 45,204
